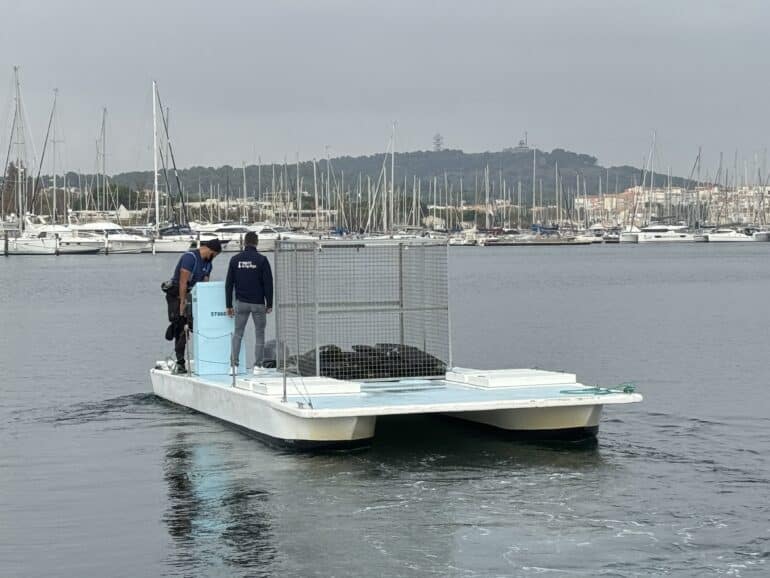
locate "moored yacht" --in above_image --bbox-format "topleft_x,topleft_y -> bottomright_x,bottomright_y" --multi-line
250,224 -> 314,252
151,224 -> 227,253
625,224 -> 695,243
70,221 -> 152,253
5,232 -> 102,255
619,225 -> 641,243
702,228 -> 754,242
190,223 -> 253,252
6,216 -> 104,255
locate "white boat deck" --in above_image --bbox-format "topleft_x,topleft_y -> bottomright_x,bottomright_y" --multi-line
164,368 -> 641,419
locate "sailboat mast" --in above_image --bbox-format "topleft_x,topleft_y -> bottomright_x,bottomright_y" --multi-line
152,81 -> 160,234
296,153 -> 301,228
13,67 -> 24,229
313,159 -> 319,230
382,145 -> 388,231
51,89 -> 58,224
100,107 -> 107,212
532,148 -> 537,225
391,121 -> 396,231
649,131 -> 655,225
555,161 -> 561,225
242,162 -> 247,222
484,165 -> 490,229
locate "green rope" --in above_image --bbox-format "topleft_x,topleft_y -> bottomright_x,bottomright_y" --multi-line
560,382 -> 637,396
618,382 -> 636,394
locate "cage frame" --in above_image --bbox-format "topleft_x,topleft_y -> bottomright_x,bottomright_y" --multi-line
274,238 -> 452,395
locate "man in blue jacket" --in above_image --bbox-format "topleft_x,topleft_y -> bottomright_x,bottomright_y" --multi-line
165,239 -> 222,373
225,231 -> 273,373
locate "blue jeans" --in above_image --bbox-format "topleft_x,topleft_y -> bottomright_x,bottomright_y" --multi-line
231,301 -> 267,367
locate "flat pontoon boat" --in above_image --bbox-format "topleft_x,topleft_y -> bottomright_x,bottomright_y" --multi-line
151,240 -> 641,448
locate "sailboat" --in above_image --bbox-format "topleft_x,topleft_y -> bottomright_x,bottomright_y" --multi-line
3,71 -> 101,255
148,81 -> 205,254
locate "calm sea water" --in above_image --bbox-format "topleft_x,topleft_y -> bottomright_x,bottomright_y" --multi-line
1,245 -> 768,577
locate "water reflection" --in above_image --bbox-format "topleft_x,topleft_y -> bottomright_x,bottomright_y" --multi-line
163,432 -> 277,576
163,436 -> 200,543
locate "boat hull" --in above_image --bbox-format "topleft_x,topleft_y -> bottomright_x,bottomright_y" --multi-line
150,368 -> 640,449
107,240 -> 151,254
105,236 -> 152,254
6,237 -> 102,255
57,239 -> 104,254
446,404 -> 602,438
705,235 -> 754,242
6,238 -> 58,254
151,238 -> 196,253
637,233 -> 694,243
151,370 -> 376,447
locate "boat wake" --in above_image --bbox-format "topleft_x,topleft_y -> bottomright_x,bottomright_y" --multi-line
28,393 -> 204,431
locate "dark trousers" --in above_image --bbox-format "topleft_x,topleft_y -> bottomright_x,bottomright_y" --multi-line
166,290 -> 192,363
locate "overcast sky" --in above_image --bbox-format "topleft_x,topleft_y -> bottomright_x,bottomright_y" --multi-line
1,0 -> 768,177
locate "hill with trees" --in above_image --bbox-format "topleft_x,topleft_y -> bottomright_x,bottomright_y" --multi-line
110,147 -> 685,203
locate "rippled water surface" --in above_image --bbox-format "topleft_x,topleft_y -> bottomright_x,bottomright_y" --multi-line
2,245 -> 769,576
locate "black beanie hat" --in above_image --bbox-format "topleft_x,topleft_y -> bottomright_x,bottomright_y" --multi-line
203,239 -> 222,253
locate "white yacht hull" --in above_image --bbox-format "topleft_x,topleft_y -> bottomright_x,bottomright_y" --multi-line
705,235 -> 754,242
752,231 -> 770,242
254,236 -> 277,252
107,239 -> 152,254
6,238 -> 58,255
637,232 -> 694,243
152,237 -> 196,253
58,238 -> 105,253
5,237 -> 102,255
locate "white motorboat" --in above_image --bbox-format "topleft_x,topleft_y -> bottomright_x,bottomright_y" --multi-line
618,225 -> 640,243
5,231 -> 102,255
6,216 -> 105,254
151,224 -> 226,253
702,228 -> 754,242
603,228 -> 621,243
448,229 -> 479,246
150,239 -> 641,449
200,224 -> 253,252
626,224 -> 695,243
479,232 -> 593,246
71,221 -> 151,254
151,236 -> 196,253
250,224 -> 314,252
189,221 -> 310,252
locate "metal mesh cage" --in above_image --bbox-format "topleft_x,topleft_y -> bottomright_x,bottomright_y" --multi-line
275,239 -> 450,380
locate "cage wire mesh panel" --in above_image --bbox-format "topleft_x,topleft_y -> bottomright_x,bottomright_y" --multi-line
275,240 -> 449,380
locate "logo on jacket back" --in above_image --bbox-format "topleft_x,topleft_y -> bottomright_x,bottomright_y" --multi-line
238,261 -> 258,269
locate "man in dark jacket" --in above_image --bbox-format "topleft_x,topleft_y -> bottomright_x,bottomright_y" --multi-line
225,232 -> 273,373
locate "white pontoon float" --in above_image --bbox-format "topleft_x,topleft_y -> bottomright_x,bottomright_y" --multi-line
151,239 -> 641,449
